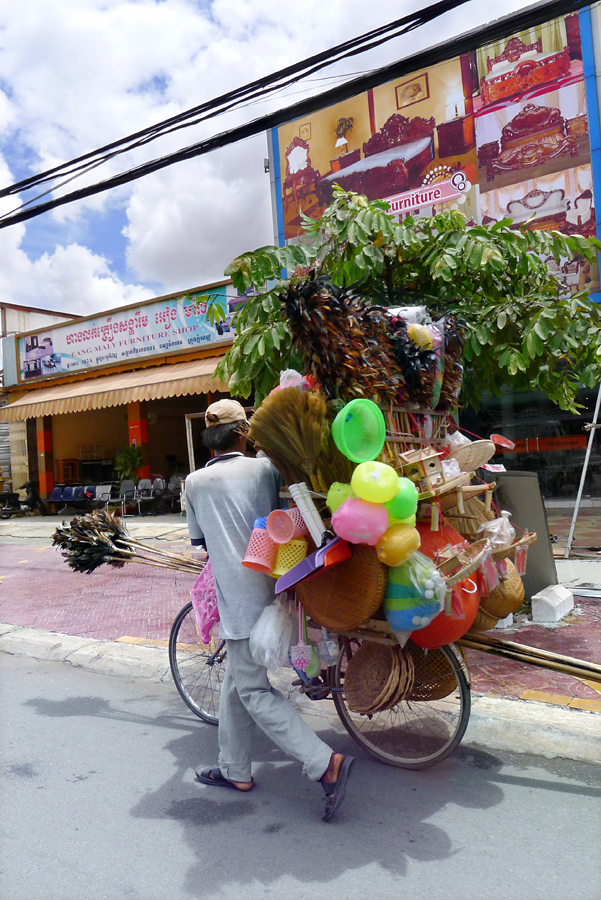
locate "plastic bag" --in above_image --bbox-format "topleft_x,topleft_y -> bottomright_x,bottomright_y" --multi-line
383,550 -> 446,638
443,431 -> 471,452
249,594 -> 293,672
442,457 -> 462,479
190,561 -> 219,645
477,510 -> 515,551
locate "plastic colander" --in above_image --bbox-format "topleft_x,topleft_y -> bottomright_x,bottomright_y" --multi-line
331,399 -> 386,463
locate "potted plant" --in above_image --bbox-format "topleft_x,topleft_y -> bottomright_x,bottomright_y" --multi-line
335,117 -> 354,152
115,443 -> 143,482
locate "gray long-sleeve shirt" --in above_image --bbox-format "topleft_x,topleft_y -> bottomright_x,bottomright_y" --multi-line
185,453 -> 284,639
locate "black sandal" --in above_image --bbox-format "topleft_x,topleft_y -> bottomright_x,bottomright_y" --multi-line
321,756 -> 355,821
196,767 -> 254,791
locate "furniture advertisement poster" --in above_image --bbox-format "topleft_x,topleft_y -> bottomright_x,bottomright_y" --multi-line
273,9 -> 599,297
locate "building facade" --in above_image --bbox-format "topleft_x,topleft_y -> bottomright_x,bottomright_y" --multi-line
0,282 -> 238,497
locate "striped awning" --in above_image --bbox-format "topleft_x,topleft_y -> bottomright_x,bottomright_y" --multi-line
0,356 -> 228,422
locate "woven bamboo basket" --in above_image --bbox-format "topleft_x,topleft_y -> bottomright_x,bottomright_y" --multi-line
405,642 -> 458,701
376,646 -> 416,710
449,440 -> 496,472
469,606 -> 500,633
492,531 -> 537,562
480,560 -> 525,618
296,543 -> 387,631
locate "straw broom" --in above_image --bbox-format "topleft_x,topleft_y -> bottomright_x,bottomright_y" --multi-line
249,385 -> 352,491
52,509 -> 205,576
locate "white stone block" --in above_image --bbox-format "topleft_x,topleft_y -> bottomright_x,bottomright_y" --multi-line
531,584 -> 574,623
495,613 -> 514,629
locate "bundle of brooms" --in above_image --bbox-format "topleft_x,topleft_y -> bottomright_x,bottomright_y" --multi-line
52,509 -> 205,576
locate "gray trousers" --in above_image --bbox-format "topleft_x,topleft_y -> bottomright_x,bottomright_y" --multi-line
218,638 -> 333,784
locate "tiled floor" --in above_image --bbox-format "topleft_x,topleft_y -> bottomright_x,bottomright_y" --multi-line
546,508 -> 601,556
1,541 -> 600,707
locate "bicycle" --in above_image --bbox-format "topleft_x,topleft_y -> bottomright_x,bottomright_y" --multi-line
168,600 -> 470,770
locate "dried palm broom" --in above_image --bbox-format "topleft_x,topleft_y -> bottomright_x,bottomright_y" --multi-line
53,509 -> 204,576
282,278 -> 403,403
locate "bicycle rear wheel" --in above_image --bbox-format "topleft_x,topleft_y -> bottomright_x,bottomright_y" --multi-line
168,601 -> 225,724
333,639 -> 470,769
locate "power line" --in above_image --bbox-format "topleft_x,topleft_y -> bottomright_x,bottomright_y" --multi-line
0,0 -> 592,229
0,0 -> 472,203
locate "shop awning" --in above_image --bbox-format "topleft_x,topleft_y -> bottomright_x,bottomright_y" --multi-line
0,356 -> 228,422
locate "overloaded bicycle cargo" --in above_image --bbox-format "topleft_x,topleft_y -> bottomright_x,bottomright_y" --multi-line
52,274 -> 601,768
216,277 -> 540,765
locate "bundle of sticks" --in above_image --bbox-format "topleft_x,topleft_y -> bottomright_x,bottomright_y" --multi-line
457,632 -> 601,686
52,509 -> 204,576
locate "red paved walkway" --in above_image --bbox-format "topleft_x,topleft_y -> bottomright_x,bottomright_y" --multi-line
0,543 -> 195,642
1,541 -> 600,707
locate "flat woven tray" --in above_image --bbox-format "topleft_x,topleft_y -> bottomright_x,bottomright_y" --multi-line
344,642 -> 397,714
296,543 -> 387,631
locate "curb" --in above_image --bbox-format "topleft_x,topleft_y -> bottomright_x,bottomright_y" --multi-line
1,623 -> 600,766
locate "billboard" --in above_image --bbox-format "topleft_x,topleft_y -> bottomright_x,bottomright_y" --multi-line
272,8 -> 599,297
17,285 -> 236,383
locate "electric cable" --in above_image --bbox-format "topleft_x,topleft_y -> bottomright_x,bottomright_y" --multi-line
0,0 -> 473,202
0,0 -> 591,229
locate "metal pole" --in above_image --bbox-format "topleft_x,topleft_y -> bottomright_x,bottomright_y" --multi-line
565,383 -> 601,558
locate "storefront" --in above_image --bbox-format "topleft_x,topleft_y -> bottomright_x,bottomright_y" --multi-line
0,281 -> 237,497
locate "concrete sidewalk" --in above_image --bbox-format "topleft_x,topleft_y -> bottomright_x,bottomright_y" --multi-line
1,621 -> 599,766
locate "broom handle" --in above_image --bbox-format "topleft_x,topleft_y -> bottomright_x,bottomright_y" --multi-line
457,637 -> 601,684
117,548 -> 203,574
112,545 -> 203,572
123,538 -> 201,563
289,483 -> 324,545
462,632 -> 601,675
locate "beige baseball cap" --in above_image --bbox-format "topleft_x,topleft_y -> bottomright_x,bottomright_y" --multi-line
205,399 -> 248,426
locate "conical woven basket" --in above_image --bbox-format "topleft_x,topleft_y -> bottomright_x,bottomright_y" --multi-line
296,543 -> 387,630
480,559 -> 525,618
405,642 -> 458,701
449,440 -> 495,472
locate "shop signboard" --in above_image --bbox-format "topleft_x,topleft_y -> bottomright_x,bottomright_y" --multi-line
497,435 -> 588,453
272,7 -> 599,298
17,287 -> 234,382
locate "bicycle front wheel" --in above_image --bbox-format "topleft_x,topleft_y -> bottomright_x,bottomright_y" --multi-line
333,639 -> 470,769
168,602 -> 226,724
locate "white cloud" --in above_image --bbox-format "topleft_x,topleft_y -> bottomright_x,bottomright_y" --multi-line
0,0 -> 537,311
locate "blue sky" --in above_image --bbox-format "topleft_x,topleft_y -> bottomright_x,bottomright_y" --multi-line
0,0 -> 536,316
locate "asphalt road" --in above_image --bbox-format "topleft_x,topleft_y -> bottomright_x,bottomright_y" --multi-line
1,653 -> 600,900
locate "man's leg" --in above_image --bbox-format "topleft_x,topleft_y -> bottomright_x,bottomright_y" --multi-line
226,638 -> 333,782
216,647 -> 257,785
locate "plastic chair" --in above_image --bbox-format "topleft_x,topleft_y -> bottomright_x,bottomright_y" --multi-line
93,485 -> 112,509
108,480 -> 136,517
48,486 -> 64,513
165,475 -> 182,511
150,477 -> 166,515
71,486 -> 88,510
136,478 -> 153,516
